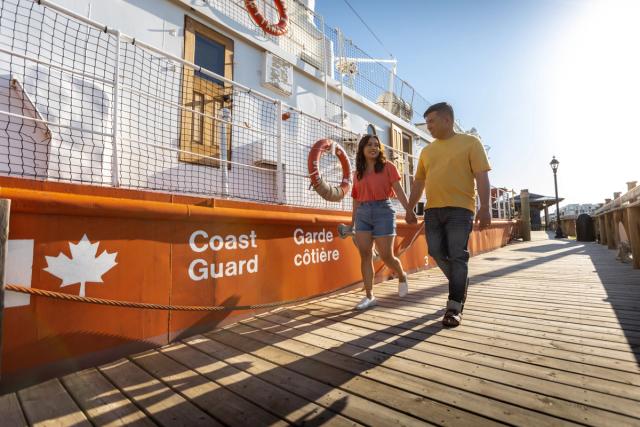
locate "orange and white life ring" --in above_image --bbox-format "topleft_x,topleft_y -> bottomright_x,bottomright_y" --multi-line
244,0 -> 289,36
308,139 -> 352,202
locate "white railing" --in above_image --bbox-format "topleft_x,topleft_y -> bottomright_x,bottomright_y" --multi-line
491,187 -> 515,220
0,0 -> 506,218
0,0 -> 427,214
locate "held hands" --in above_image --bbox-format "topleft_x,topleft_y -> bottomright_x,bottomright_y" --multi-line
475,206 -> 492,229
405,209 -> 418,224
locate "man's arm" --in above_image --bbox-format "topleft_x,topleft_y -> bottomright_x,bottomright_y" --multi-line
407,178 -> 425,211
392,180 -> 411,212
405,178 -> 425,224
475,171 -> 491,228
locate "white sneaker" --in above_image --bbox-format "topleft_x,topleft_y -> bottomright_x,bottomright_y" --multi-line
355,296 -> 377,310
398,280 -> 408,298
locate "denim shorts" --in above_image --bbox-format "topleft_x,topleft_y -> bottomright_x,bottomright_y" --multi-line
355,199 -> 396,237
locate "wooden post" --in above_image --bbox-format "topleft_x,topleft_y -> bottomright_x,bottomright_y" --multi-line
604,216 -> 610,245
606,212 -> 616,250
613,210 -> 623,248
628,207 -> 640,269
520,189 -> 531,241
543,205 -> 549,230
623,209 -> 631,246
598,216 -> 607,245
0,198 -> 10,379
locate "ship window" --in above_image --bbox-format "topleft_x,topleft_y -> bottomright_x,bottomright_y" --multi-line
194,33 -> 225,86
366,123 -> 376,135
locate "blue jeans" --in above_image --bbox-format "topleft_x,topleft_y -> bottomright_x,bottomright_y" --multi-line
424,207 -> 474,312
355,200 -> 396,237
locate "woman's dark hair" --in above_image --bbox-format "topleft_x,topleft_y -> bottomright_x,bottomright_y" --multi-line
355,134 -> 387,180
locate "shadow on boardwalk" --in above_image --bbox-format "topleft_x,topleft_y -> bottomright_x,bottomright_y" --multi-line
6,231 -> 640,425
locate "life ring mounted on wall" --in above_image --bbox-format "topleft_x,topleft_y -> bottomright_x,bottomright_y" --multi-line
308,139 -> 352,202
244,0 -> 289,36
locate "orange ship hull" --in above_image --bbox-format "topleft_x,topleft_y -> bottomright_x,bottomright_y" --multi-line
0,176 -> 514,385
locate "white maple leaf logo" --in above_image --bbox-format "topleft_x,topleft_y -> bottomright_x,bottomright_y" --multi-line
44,234 -> 118,297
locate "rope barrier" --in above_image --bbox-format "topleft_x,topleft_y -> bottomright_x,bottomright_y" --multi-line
3,283 -> 358,311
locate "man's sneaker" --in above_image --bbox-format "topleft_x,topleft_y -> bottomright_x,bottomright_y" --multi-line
398,279 -> 408,298
355,296 -> 377,310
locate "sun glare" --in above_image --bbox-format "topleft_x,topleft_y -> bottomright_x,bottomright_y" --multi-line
546,0 -> 640,202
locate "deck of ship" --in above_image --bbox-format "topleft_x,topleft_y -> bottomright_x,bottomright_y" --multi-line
1,231 -> 639,426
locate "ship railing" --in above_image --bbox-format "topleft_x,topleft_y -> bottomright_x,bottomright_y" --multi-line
491,187 -> 516,220
0,0 -> 431,215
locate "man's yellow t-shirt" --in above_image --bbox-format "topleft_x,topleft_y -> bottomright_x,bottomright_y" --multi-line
415,133 -> 491,213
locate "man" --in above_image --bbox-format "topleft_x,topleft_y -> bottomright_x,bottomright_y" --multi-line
405,102 -> 491,327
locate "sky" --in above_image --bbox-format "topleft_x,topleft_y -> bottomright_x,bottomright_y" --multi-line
315,0 -> 640,210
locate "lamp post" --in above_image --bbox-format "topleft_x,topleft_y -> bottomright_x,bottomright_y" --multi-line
550,156 -> 565,238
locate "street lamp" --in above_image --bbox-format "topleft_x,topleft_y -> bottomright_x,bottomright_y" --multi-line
550,156 -> 565,238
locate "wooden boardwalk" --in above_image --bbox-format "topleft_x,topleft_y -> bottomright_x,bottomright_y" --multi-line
2,231 -> 640,426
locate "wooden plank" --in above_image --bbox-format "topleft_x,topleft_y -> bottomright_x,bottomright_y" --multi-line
464,281 -> 640,300
18,378 -> 91,427
327,295 -> 640,380
290,301 -> 640,401
340,287 -> 640,335
98,358 -> 217,427
344,291 -> 640,339
329,294 -> 638,347
250,313 -> 640,426
61,368 -> 154,427
396,291 -> 640,328
157,340 -> 361,427
438,289 -> 640,313
318,296 -> 636,351
0,393 -> 27,427
222,320 -> 577,427
336,294 -> 640,356
314,297 -> 640,387
129,349 -> 289,427
373,288 -> 640,331
274,304 -> 640,416
341,294 -> 640,344
201,327 -> 503,427
183,333 -> 421,427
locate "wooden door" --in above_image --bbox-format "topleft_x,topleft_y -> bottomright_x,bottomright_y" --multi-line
402,132 -> 413,187
390,123 -> 405,188
180,17 -> 233,167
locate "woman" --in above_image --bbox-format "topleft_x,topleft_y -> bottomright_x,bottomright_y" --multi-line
351,134 -> 411,310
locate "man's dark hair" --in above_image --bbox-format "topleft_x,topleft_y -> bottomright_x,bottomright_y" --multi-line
423,102 -> 454,120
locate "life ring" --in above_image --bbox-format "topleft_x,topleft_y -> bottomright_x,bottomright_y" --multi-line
244,0 -> 289,36
308,139 -> 352,202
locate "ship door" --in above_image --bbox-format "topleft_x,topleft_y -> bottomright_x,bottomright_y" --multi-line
402,132 -> 413,184
180,17 -> 234,167
390,123 -> 411,189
